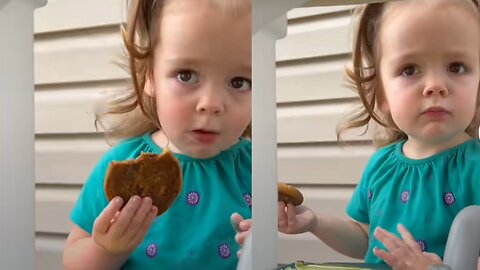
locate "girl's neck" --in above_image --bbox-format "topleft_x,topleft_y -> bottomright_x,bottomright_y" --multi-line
402,132 -> 472,159
151,130 -> 182,154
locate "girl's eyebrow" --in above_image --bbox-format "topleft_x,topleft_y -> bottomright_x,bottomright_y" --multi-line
164,57 -> 201,66
238,64 -> 252,75
164,57 -> 251,74
387,50 -> 477,62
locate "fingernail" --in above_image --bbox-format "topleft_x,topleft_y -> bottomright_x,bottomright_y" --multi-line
232,220 -> 240,232
114,197 -> 123,204
151,206 -> 157,213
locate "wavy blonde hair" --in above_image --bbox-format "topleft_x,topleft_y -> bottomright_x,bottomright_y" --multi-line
95,0 -> 251,145
337,0 -> 480,148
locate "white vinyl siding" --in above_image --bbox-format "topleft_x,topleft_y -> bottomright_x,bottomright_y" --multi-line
34,0 -> 124,269
276,5 -> 373,265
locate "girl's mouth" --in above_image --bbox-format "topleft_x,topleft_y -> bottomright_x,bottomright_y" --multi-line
421,107 -> 449,118
191,129 -> 220,143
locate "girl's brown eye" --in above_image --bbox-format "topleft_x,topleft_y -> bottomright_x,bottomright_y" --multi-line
176,70 -> 198,84
229,77 -> 251,91
449,63 -> 466,74
401,65 -> 418,77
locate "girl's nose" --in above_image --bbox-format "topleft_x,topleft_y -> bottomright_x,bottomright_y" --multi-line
423,74 -> 448,97
196,90 -> 225,115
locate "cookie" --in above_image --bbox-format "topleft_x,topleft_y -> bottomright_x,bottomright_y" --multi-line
104,149 -> 182,216
278,182 -> 304,206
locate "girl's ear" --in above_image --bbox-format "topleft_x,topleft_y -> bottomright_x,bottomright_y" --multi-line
376,82 -> 390,114
378,95 -> 390,113
144,72 -> 155,97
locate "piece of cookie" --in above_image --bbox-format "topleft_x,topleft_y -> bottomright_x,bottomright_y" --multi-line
104,149 -> 182,216
278,182 -> 304,206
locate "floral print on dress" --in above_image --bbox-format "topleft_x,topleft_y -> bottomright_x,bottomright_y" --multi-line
401,190 -> 410,204
187,191 -> 200,206
424,216 -> 433,224
146,243 -> 158,258
243,193 -> 252,207
443,192 -> 455,206
416,240 -> 427,252
218,243 -> 231,259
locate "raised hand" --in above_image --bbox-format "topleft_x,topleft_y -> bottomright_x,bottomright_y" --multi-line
231,213 -> 251,258
278,201 -> 316,234
373,224 -> 442,270
92,195 -> 158,256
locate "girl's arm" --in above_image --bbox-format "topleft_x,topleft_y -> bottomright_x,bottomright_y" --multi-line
310,212 -> 369,259
64,196 -> 157,270
278,202 -> 369,259
63,225 -> 129,270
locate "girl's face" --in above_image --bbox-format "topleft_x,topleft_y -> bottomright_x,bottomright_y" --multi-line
146,0 -> 251,159
378,0 -> 480,151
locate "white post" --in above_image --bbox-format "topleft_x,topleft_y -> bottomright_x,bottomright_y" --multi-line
0,0 -> 46,268
250,0 -> 396,269
251,0 -> 309,269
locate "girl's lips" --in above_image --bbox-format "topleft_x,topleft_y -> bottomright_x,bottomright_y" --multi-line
191,130 -> 219,143
423,107 -> 448,113
422,107 -> 449,118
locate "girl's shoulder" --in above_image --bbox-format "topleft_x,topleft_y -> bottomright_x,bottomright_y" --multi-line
463,138 -> 480,159
460,139 -> 480,172
356,142 -> 400,182
365,141 -> 400,167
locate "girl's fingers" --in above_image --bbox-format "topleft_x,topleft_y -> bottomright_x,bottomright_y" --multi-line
110,210 -> 121,224
110,195 -> 142,237
397,224 -> 418,250
125,197 -> 153,239
235,230 -> 250,246
373,247 -> 397,266
135,205 -> 157,244
93,197 -> 123,234
374,227 -> 404,253
278,201 -> 287,229
286,203 -> 296,227
239,219 -> 252,232
230,213 -> 244,232
423,252 -> 441,261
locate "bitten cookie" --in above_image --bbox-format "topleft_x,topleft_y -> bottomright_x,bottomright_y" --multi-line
104,149 -> 182,216
278,182 -> 304,206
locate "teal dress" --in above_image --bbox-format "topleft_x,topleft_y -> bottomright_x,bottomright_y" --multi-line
347,139 -> 480,264
70,133 -> 252,269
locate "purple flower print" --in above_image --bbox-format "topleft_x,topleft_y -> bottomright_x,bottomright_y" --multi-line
416,240 -> 427,252
218,243 -> 231,259
401,190 -> 410,204
146,243 -> 158,258
187,191 -> 200,206
243,193 -> 252,207
443,192 -> 455,206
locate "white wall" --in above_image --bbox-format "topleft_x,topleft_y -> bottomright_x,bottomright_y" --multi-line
276,6 -> 373,265
34,0 -> 124,269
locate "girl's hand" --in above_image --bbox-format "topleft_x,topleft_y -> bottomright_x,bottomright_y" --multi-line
92,195 -> 158,256
278,201 -> 316,234
373,224 -> 442,270
231,213 -> 251,258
